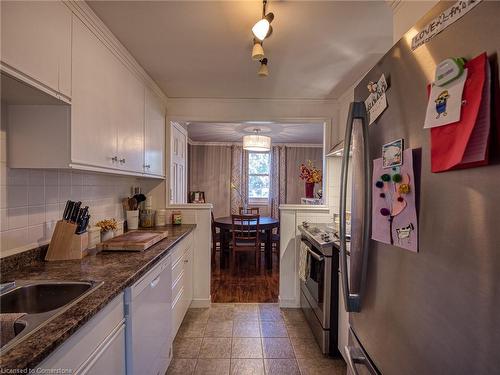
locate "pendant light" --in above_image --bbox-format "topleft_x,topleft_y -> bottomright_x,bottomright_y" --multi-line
243,128 -> 272,151
258,58 -> 269,77
252,0 -> 274,41
252,39 -> 265,61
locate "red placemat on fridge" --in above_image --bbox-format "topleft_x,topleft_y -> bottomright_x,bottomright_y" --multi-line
430,52 -> 491,173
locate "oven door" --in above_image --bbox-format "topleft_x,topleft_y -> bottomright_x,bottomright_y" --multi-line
300,238 -> 332,329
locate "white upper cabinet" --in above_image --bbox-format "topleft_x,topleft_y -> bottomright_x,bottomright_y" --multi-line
71,16 -> 118,170
0,1 -> 71,99
72,15 -> 145,174
4,2 -> 165,179
144,88 -> 166,176
115,64 -> 145,173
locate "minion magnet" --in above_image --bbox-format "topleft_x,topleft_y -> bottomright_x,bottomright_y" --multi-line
434,90 -> 450,119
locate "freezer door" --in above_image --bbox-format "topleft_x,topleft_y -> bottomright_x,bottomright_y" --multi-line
349,1 -> 500,374
345,327 -> 379,375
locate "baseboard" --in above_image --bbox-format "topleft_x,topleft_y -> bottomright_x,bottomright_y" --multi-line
278,296 -> 300,308
190,297 -> 211,308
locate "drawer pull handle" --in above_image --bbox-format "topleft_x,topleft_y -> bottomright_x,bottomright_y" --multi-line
150,276 -> 160,288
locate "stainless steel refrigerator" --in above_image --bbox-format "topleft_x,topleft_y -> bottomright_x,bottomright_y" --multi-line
338,1 -> 500,374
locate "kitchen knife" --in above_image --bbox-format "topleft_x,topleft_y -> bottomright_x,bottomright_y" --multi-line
68,202 -> 81,222
70,201 -> 82,223
62,200 -> 72,220
65,201 -> 75,221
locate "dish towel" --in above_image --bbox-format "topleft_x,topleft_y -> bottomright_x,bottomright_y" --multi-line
0,313 -> 26,347
299,242 -> 310,282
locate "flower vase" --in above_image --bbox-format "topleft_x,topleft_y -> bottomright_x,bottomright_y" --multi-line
305,182 -> 315,198
101,230 -> 113,242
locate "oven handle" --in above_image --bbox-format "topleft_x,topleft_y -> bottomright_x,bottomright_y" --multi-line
340,101 -> 370,313
305,245 -> 324,262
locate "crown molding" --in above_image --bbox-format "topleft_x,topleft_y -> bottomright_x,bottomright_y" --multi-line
64,0 -> 167,104
188,140 -> 323,148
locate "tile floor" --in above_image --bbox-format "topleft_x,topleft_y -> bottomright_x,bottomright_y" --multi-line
167,303 -> 346,375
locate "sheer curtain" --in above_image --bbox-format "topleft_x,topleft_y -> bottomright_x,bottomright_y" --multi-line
270,145 -> 286,218
230,145 -> 249,214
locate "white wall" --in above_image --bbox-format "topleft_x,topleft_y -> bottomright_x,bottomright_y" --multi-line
392,0 -> 439,43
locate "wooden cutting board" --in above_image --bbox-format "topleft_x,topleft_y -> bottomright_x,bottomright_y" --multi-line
97,230 -> 168,252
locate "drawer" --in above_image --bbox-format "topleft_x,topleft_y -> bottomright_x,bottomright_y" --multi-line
38,294 -> 124,371
170,234 -> 193,266
172,253 -> 184,285
171,286 -> 187,337
171,269 -> 185,304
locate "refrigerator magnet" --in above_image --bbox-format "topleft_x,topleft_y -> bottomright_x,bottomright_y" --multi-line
382,138 -> 404,169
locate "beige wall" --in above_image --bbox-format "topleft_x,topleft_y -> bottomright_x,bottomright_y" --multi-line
392,0 -> 439,43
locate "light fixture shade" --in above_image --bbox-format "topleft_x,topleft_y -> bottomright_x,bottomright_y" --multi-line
258,59 -> 269,77
252,18 -> 270,41
252,42 -> 265,61
243,134 -> 272,151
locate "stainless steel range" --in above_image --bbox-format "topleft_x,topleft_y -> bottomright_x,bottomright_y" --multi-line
298,223 -> 342,356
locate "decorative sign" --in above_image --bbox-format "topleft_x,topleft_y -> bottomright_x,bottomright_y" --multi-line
411,0 -> 482,51
365,74 -> 388,125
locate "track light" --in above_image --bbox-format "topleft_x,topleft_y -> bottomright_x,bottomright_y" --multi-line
258,58 -> 269,77
252,0 -> 274,41
252,40 -> 265,61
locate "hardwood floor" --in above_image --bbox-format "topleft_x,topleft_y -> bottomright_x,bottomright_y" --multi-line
211,249 -> 279,303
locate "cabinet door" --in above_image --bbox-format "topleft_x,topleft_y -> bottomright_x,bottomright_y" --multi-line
115,64 -> 144,173
71,17 -> 117,169
1,1 -> 71,97
144,88 -> 165,176
170,123 -> 187,203
80,324 -> 126,375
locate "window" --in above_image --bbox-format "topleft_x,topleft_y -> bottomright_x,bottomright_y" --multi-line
248,152 -> 270,200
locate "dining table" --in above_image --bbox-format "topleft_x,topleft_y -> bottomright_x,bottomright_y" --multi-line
214,216 -> 279,270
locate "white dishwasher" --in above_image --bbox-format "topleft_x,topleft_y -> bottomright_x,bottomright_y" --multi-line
124,255 -> 172,375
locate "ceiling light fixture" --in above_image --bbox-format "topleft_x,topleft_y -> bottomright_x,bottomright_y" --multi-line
243,128 -> 272,151
252,0 -> 274,41
258,58 -> 269,77
252,39 -> 265,61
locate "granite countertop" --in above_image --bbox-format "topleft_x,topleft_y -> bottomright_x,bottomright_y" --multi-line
0,224 -> 196,371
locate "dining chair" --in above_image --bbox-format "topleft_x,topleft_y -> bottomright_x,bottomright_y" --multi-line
211,211 -> 221,266
231,214 -> 260,274
239,207 -> 260,215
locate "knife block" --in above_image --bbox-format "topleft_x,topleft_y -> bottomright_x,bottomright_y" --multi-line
45,220 -> 89,261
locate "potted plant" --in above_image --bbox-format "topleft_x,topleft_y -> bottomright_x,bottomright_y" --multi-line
300,161 -> 322,198
95,218 -> 118,242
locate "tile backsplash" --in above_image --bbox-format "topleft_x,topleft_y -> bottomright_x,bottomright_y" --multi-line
0,164 -> 142,257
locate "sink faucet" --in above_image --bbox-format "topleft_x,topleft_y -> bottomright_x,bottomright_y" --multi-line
0,281 -> 16,293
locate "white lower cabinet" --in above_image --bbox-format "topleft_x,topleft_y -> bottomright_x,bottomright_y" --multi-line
170,234 -> 194,337
37,294 -> 125,374
37,235 -> 194,375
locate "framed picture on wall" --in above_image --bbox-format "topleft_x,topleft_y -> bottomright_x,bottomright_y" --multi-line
189,191 -> 206,203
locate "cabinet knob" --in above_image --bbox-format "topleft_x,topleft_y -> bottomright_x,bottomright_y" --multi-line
111,156 -> 118,162
144,164 -> 151,169
184,259 -> 189,263
119,158 -> 126,164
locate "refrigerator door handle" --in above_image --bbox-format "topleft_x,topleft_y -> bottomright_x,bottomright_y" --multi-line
345,345 -> 378,375
340,102 -> 371,312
